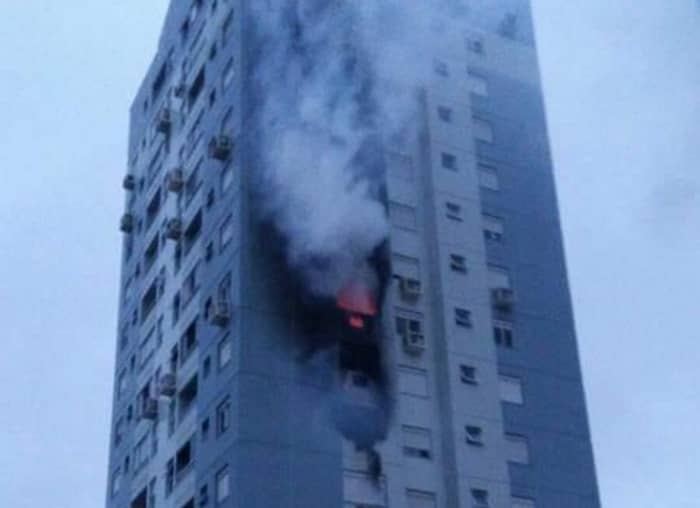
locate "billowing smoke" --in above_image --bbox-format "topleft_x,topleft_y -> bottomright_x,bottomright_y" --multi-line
248,0 -> 450,297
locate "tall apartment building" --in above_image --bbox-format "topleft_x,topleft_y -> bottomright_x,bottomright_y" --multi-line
107,1 -> 601,508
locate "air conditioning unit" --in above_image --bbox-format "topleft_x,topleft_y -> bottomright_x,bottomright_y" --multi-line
165,218 -> 183,241
156,108 -> 172,133
158,373 -> 176,397
208,135 -> 233,161
491,287 -> 516,310
402,332 -> 426,355
166,168 -> 184,193
120,213 -> 134,233
399,277 -> 422,300
173,81 -> 187,98
208,298 -> 231,327
122,174 -> 136,191
141,398 -> 159,420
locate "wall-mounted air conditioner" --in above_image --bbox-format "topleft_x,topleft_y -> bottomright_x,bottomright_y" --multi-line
165,218 -> 183,240
120,213 -> 134,233
166,168 -> 184,193
208,135 -> 233,161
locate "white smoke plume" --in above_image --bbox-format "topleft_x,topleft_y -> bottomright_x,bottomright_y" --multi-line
248,0 -> 457,297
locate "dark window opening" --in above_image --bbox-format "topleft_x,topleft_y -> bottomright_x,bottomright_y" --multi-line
188,67 -> 205,108
178,375 -> 198,420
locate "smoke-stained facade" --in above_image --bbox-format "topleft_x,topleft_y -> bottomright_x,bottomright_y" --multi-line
107,1 -> 601,508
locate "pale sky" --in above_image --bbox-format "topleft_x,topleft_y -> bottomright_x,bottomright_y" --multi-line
0,2 -> 698,507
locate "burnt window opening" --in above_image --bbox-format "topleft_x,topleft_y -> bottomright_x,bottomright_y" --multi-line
188,67 -> 205,109
178,374 -> 198,420
339,341 -> 383,386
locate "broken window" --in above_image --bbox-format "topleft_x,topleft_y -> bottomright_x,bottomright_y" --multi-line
180,317 -> 198,364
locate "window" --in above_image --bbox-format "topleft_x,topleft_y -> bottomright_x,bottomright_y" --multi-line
455,307 -> 472,327
221,164 -> 233,193
140,279 -> 158,322
389,201 -> 417,230
216,467 -> 230,503
222,58 -> 235,89
111,468 -> 122,497
178,375 -> 199,419
460,365 -> 478,385
184,211 -> 203,254
445,201 -> 462,221
473,117 -> 494,143
467,70 -> 488,96
512,497 -> 536,508
146,189 -> 162,229
114,417 -> 124,447
218,335 -> 232,369
220,214 -> 234,250
471,488 -> 490,507
433,59 -> 449,77
505,433 -> 530,464
406,490 -> 436,508
395,314 -> 423,337
402,426 -> 432,459
437,105 -> 452,122
175,438 -> 194,481
449,254 -> 467,273
144,235 -> 159,273
392,253 -> 420,280
465,425 -> 484,446
117,369 -> 128,399
201,417 -> 210,440
216,397 -> 231,435
181,263 -> 200,307
180,318 -> 198,364
221,106 -> 233,133
398,366 -> 429,397
172,292 -> 181,324
222,9 -> 234,43
344,472 -> 386,507
493,321 -> 514,348
184,160 -> 202,205
488,266 -> 511,289
188,67 -> 206,108
499,375 -> 524,404
483,215 -> 504,242
134,432 -> 150,472
165,459 -> 175,495
441,152 -> 457,170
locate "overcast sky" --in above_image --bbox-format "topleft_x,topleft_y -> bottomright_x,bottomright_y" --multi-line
0,1 -> 698,507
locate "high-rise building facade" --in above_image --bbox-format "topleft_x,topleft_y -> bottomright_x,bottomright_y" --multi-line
107,1 -> 601,508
